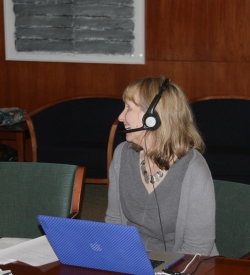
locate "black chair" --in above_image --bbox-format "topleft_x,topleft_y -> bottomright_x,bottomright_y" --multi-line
190,96 -> 250,185
26,95 -> 124,185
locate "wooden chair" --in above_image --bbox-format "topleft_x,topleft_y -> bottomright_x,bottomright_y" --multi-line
190,96 -> 250,185
0,162 -> 85,238
25,95 -> 124,185
214,179 -> 250,259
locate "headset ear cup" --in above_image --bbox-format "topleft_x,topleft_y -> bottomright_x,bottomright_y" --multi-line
145,116 -> 157,127
143,112 -> 161,130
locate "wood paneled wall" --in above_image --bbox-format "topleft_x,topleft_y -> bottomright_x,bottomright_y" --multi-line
1,0 -> 250,113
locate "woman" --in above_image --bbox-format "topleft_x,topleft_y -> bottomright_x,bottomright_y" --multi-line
105,76 -> 218,256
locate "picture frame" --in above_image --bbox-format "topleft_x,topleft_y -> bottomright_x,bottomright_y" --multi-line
3,0 -> 145,64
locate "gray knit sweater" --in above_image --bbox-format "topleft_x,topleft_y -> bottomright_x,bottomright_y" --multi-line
105,142 -> 218,256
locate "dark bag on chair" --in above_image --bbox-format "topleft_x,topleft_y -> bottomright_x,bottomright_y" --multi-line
0,144 -> 18,161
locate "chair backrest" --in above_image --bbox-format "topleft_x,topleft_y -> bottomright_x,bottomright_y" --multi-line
190,96 -> 250,148
0,162 -> 85,238
214,179 -> 250,258
190,96 -> 250,184
26,95 -> 124,149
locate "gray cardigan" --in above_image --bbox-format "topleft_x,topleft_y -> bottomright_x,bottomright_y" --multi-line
105,142 -> 218,256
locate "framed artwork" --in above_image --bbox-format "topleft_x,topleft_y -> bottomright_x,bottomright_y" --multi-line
4,0 -> 145,64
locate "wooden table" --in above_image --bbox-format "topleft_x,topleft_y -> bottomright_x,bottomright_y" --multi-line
0,122 -> 29,162
1,255 -> 250,275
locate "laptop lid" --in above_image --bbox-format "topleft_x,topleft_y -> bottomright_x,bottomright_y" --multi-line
38,215 -> 184,275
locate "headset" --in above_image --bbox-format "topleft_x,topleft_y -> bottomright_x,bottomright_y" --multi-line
122,78 -> 170,133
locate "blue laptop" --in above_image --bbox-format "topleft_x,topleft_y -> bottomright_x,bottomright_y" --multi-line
38,215 -> 184,275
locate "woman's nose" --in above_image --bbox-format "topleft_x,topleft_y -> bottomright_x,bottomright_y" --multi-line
118,109 -> 126,122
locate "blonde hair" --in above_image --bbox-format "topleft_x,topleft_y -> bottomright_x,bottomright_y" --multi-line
123,76 -> 205,170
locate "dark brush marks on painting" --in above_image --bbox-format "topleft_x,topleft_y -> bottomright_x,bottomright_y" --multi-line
12,0 -> 135,55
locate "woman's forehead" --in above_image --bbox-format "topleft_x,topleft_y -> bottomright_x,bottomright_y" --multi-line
124,87 -> 139,102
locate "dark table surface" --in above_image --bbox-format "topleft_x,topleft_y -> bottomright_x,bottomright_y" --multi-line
1,255 -> 250,275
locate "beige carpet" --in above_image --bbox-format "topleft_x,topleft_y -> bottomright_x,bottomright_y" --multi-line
79,184 -> 108,222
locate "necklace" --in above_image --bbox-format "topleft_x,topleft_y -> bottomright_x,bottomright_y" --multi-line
140,159 -> 164,184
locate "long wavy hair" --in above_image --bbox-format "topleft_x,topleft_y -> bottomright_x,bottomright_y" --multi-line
122,76 -> 205,170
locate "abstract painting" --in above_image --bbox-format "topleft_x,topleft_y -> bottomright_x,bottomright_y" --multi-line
4,0 -> 145,64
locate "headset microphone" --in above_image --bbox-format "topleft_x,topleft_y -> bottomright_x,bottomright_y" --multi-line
122,78 -> 170,133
